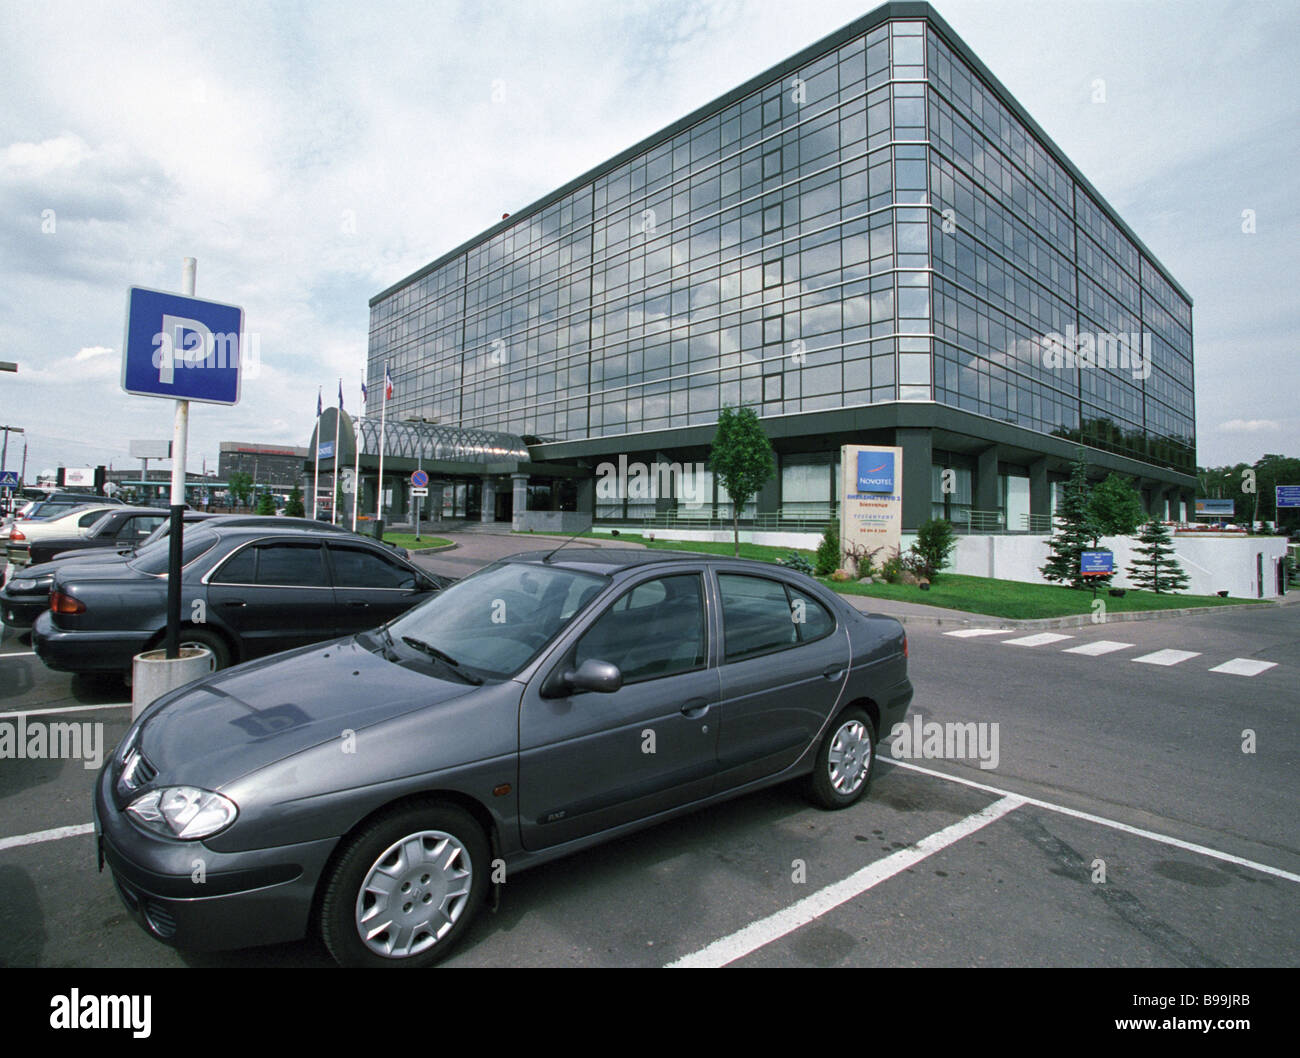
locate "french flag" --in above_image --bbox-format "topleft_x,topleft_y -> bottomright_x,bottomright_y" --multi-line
384,365 -> 394,401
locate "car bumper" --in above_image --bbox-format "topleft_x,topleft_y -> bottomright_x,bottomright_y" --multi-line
31,611 -> 155,673
0,588 -> 47,630
93,764 -> 339,951
876,675 -> 914,738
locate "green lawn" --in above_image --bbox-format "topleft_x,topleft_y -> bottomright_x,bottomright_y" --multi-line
510,529 -> 1265,619
384,533 -> 453,550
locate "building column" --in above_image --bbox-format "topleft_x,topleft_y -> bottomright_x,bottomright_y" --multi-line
1029,457 -> 1050,529
511,473 -> 529,531
896,427 -> 933,531
974,444 -> 999,516
428,481 -> 446,522
480,476 -> 497,523
576,476 -> 595,520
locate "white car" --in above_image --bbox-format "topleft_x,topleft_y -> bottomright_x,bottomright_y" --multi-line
4,505 -> 122,570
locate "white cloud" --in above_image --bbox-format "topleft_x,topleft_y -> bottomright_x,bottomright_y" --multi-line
1217,419 -> 1283,433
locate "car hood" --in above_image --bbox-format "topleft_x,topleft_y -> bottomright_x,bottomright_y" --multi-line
137,636 -> 478,788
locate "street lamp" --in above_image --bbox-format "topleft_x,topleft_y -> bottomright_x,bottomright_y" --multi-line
0,362 -> 16,373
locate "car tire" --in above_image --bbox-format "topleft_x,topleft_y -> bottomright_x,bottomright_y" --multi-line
176,627 -> 232,671
806,707 -> 877,810
319,802 -> 489,968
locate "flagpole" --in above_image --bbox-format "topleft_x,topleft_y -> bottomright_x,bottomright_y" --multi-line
331,377 -> 341,525
375,362 -> 387,526
312,387 -> 321,520
352,372 -> 363,532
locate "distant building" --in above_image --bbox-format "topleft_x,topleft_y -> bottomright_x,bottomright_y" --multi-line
218,443 -> 309,491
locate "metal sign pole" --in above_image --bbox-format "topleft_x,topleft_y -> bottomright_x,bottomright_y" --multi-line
164,257 -> 196,659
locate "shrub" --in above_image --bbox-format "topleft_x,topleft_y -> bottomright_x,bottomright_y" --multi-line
779,551 -> 814,576
814,520 -> 841,576
911,517 -> 956,580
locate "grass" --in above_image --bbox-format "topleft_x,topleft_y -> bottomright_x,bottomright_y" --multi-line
383,533 -> 453,550
510,529 -> 1266,619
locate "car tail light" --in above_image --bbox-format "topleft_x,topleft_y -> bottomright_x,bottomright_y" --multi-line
50,591 -> 86,615
8,527 -> 24,541
902,634 -> 908,658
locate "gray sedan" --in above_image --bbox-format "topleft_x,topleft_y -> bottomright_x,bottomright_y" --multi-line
93,548 -> 912,966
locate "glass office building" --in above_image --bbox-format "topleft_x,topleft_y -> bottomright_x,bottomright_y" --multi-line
366,1 -> 1195,531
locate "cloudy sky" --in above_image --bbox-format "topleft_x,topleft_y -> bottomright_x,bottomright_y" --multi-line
1,0 -> 1296,481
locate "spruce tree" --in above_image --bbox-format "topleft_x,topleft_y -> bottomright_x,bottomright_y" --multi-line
1127,518 -> 1189,593
1041,453 -> 1111,590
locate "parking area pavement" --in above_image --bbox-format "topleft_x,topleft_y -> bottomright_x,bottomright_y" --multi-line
1,538 -> 1295,968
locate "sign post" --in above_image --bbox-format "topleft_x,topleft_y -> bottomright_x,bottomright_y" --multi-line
412,470 -> 429,542
1080,549 -> 1114,601
123,263 -> 243,660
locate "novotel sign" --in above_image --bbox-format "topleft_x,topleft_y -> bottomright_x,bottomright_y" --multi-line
856,451 -> 896,493
841,444 -> 903,568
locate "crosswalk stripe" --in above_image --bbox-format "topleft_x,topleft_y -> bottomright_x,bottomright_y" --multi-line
1062,640 -> 1134,656
944,628 -> 1013,638
1209,658 -> 1278,677
1133,649 -> 1201,666
1002,632 -> 1074,647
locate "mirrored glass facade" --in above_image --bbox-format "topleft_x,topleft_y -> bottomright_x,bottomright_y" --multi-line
368,2 -> 1195,524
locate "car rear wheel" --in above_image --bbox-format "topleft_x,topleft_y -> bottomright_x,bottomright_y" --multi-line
806,707 -> 876,809
319,802 -> 488,968
176,627 -> 232,670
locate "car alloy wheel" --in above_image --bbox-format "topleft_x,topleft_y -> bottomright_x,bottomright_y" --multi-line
355,830 -> 472,959
828,719 -> 872,795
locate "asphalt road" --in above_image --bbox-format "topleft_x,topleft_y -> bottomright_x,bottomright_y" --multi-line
0,534 -> 1295,967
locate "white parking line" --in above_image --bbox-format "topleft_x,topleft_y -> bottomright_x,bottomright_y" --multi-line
0,702 -> 131,720
884,759 -> 1300,884
1133,649 -> 1201,666
1061,640 -> 1134,656
1002,633 -> 1073,647
667,795 -> 1025,968
1209,658 -> 1278,677
944,628 -> 1013,638
0,651 -> 36,658
0,823 -> 95,852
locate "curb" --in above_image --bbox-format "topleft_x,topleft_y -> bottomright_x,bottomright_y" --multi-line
403,542 -> 459,555
839,594 -> 1280,630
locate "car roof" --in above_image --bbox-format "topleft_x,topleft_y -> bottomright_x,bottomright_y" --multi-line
504,547 -> 773,577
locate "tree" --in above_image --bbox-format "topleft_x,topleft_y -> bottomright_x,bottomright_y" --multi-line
1040,452 -> 1110,590
285,484 -> 305,518
708,405 -> 775,556
255,490 -> 276,516
1088,472 -> 1145,536
815,520 -> 840,576
911,517 -> 956,580
227,471 -> 253,507
1127,518 -> 1189,593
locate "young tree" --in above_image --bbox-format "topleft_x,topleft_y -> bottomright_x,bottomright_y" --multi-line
1127,518 -> 1189,593
815,519 -> 841,576
1088,472 -> 1145,536
255,490 -> 276,516
911,517 -> 957,580
708,405 -> 775,556
1041,453 -> 1109,590
285,484 -> 305,518
227,470 -> 253,507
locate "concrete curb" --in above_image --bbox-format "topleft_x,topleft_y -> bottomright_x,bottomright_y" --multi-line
839,594 -> 1280,630
405,541 -> 458,554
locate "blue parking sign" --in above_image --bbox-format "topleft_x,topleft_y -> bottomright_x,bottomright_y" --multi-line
122,287 -> 244,405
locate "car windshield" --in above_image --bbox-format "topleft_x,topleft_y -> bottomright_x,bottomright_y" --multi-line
384,560 -> 608,680
86,512 -> 118,536
128,530 -> 219,575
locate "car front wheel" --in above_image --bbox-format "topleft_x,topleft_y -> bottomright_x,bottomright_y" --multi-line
320,802 -> 489,968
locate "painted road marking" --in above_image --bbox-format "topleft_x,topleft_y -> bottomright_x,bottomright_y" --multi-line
0,823 -> 95,852
882,759 -> 1300,885
944,628 -> 1014,638
0,702 -> 131,720
0,651 -> 36,658
1002,633 -> 1073,647
1062,640 -> 1135,656
1209,658 -> 1278,677
1133,649 -> 1201,667
667,795 -> 1025,968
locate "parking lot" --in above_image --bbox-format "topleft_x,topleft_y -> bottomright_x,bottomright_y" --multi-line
0,533 -> 1296,968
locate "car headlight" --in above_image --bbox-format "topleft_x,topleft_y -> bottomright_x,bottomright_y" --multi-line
9,578 -> 38,592
126,787 -> 238,840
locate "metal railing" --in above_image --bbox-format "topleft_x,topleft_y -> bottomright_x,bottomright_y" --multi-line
951,510 -> 1053,535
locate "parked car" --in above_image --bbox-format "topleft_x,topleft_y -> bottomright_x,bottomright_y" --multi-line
5,491 -> 124,527
91,548 -> 912,966
31,526 -> 450,673
5,504 -> 124,570
18,506 -> 172,568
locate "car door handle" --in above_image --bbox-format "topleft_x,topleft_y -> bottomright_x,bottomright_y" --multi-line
680,698 -> 710,718
349,601 -> 370,608
822,666 -> 844,680
221,599 -> 247,608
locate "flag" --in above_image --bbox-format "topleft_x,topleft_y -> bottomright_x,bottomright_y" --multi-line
361,379 -> 369,405
384,365 -> 393,401
338,379 -> 344,410
316,388 -> 322,417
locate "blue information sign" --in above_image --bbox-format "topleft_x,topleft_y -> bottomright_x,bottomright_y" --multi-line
855,451 -> 895,493
318,441 -> 335,460
1276,486 -> 1300,509
411,470 -> 429,488
0,471 -> 18,488
1080,550 -> 1114,575
122,287 -> 244,405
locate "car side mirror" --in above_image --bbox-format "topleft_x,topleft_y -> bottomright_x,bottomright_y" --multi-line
563,659 -> 623,694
